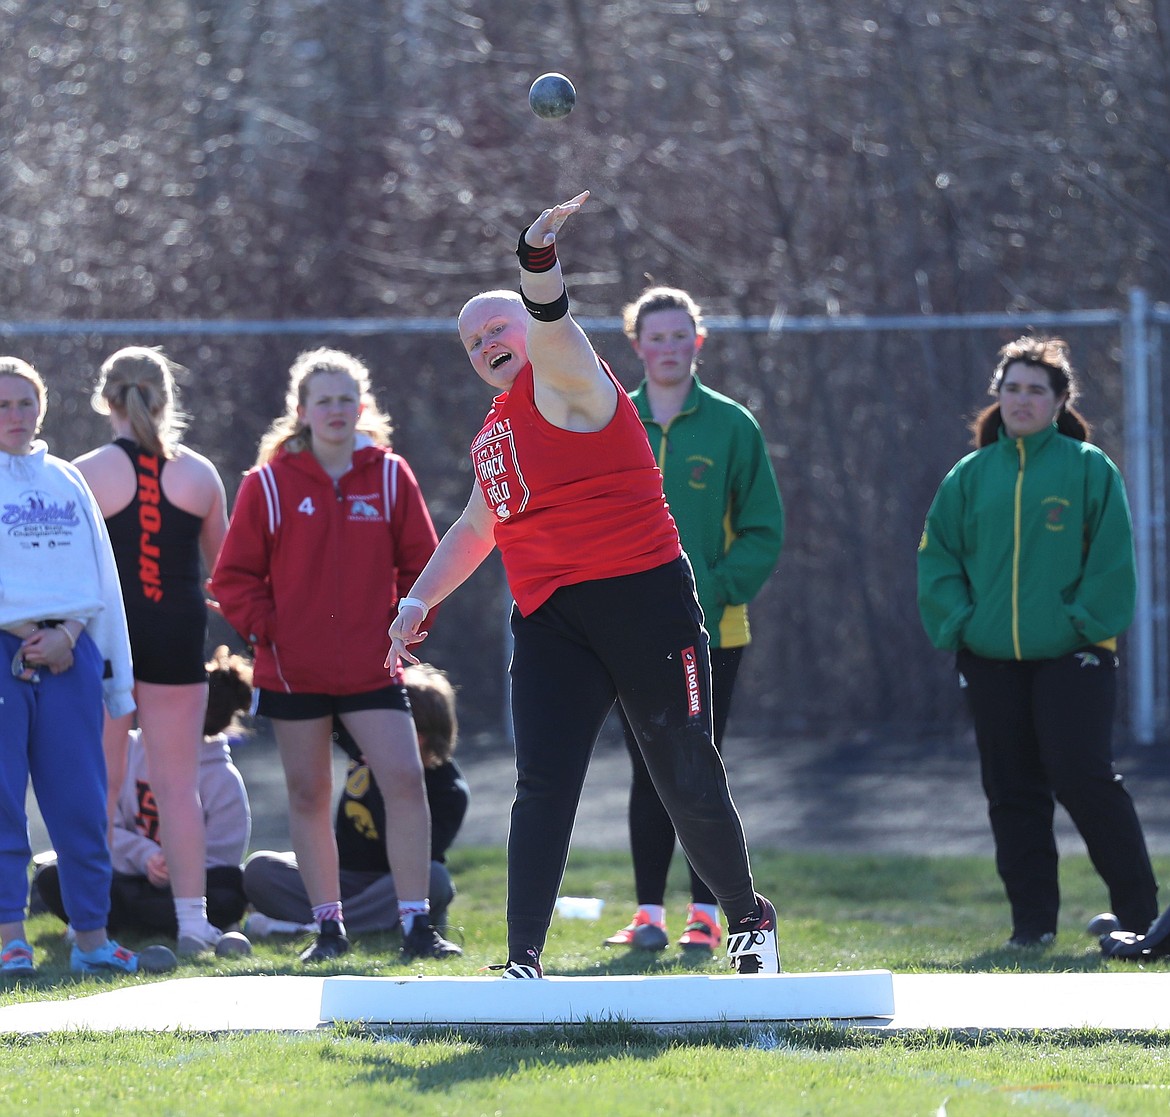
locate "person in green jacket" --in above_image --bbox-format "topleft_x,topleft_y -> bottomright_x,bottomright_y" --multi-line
604,286 -> 784,954
918,335 -> 1157,949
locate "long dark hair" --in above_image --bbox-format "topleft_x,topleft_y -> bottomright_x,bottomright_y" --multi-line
970,335 -> 1091,448
203,646 -> 253,738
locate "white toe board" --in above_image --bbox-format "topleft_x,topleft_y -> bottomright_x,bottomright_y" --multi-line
883,972 -> 1170,1031
319,970 -> 895,1026
0,975 -> 325,1034
2,970 -> 1170,1034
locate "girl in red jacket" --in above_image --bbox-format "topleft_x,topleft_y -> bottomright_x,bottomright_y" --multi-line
212,348 -> 458,964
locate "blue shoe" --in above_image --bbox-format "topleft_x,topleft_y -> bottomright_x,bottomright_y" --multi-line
1,939 -> 35,974
71,939 -> 139,974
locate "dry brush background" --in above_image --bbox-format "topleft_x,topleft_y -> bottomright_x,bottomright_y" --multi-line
3,0 -> 1168,739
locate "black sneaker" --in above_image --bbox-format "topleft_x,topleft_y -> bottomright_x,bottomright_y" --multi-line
400,920 -> 462,961
299,919 -> 350,964
1005,931 -> 1055,949
726,895 -> 781,974
1137,907 -> 1170,956
1101,906 -> 1170,960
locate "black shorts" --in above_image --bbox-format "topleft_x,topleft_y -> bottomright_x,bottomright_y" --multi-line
256,682 -> 410,721
127,602 -> 208,686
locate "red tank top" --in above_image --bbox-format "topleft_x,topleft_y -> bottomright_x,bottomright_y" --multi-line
471,360 -> 681,614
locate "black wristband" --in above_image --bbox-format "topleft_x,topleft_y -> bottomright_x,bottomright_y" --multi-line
521,286 -> 570,322
517,227 -> 558,273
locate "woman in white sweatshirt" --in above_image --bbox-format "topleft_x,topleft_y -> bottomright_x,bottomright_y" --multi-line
0,357 -> 165,977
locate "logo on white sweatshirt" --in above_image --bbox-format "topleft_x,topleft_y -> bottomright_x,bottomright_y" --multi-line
2,490 -> 80,539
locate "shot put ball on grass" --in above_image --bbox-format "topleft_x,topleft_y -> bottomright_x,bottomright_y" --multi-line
137,944 -> 178,973
215,930 -> 254,957
529,73 -> 576,120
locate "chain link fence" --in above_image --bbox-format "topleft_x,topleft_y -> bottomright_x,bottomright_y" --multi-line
5,295 -> 1167,744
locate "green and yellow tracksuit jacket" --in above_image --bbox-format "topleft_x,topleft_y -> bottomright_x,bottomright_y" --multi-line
632,374 -> 784,649
917,424 -> 1136,661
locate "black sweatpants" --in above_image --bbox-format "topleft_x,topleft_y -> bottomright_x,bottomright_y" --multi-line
959,646 -> 1158,937
506,558 -> 757,956
620,645 -> 745,907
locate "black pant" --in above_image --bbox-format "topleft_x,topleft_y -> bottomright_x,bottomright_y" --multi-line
35,862 -> 247,938
506,558 -> 757,957
959,646 -> 1158,937
620,646 -> 744,907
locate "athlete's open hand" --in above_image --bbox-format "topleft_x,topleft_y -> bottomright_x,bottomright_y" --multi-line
524,190 -> 590,248
385,603 -> 429,672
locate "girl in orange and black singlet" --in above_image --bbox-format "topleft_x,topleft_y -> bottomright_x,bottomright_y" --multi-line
104,437 -> 206,683
74,347 -> 230,957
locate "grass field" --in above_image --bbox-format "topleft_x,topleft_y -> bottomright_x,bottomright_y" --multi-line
3,847 -> 1170,1116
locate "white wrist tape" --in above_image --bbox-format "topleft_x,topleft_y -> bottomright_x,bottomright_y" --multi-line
397,596 -> 430,621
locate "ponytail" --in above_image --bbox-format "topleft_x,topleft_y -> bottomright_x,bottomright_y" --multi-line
93,347 -> 187,459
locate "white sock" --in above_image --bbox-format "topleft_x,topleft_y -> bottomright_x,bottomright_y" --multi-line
399,899 -> 430,934
175,896 -> 217,942
691,903 -> 720,924
311,902 -> 345,932
639,905 -> 666,926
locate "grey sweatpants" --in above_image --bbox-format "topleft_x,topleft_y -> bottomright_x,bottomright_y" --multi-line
242,849 -> 456,934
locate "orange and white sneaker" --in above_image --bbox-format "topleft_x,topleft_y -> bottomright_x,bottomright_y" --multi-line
603,909 -> 668,951
677,905 -> 722,953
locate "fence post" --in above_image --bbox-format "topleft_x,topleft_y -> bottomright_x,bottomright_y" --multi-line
1124,287 -> 1156,745
1150,319 -> 1169,740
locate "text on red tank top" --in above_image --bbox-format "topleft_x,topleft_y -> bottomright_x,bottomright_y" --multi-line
471,416 -> 531,522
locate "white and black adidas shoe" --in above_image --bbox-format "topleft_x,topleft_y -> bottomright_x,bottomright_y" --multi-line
726,895 -> 781,974
488,946 -> 544,979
